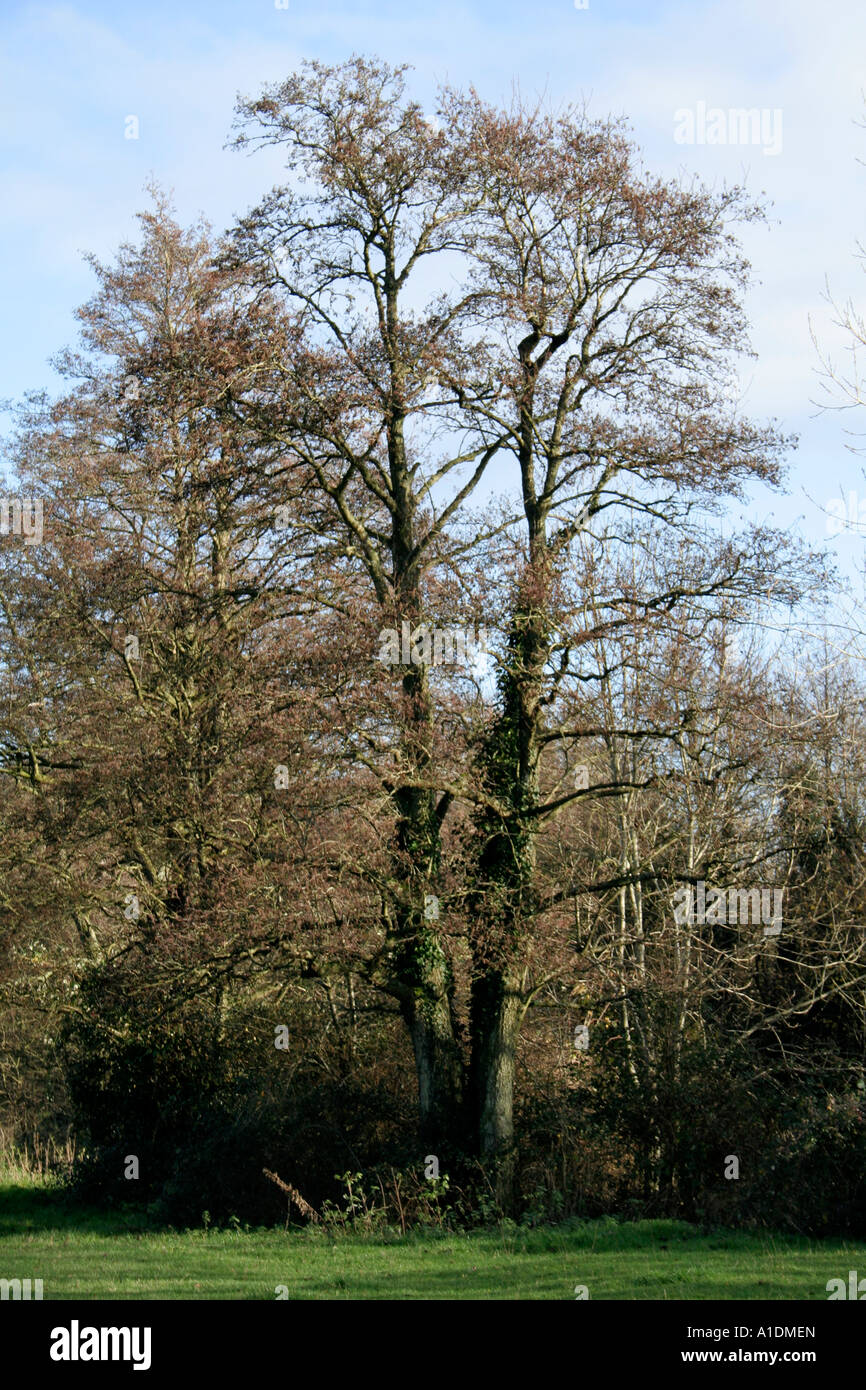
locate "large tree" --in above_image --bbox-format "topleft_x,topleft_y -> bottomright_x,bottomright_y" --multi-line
0,194 -> 337,1063
226,57 -> 809,1168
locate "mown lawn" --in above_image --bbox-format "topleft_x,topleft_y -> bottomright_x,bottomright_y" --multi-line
1,1178 -> 863,1300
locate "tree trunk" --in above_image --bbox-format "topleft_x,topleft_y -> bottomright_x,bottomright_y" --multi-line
470,970 -> 523,1155
402,968 -> 463,1148
391,652 -> 464,1145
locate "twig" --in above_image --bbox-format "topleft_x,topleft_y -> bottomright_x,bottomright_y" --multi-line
262,1168 -> 321,1223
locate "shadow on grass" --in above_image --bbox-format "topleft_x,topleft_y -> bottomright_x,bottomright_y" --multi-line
0,1181 -> 165,1238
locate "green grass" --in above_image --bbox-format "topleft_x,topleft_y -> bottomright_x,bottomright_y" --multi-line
1,1177 -> 864,1300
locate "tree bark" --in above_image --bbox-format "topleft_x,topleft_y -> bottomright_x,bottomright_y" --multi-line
470,969 -> 523,1154
402,960 -> 464,1147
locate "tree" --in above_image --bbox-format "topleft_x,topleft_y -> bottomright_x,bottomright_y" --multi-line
0,193 -> 335,1094
227,57 -> 807,1169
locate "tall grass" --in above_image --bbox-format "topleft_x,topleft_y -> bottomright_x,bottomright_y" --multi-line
0,1128 -> 76,1185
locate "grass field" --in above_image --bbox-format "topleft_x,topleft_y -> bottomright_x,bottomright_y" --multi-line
1,1177 -> 863,1300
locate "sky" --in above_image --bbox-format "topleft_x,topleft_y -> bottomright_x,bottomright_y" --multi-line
2,0 -> 865,583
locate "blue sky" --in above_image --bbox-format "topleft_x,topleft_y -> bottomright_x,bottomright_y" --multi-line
2,0 -> 865,576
